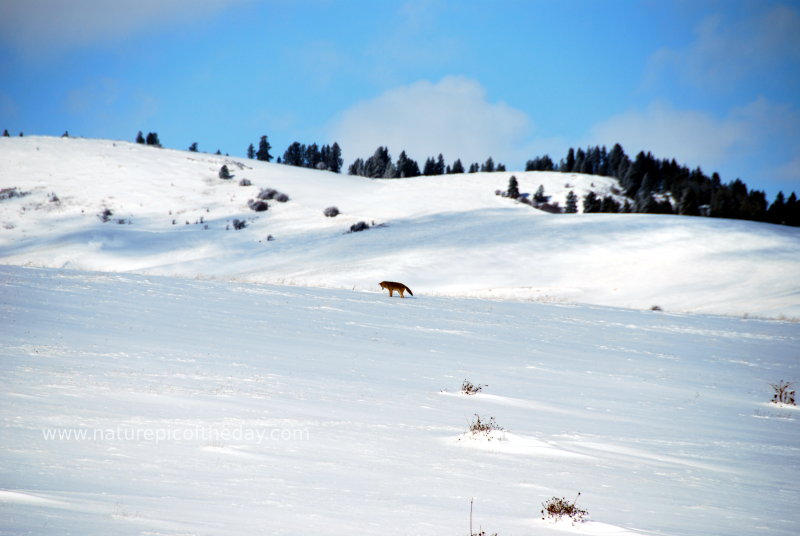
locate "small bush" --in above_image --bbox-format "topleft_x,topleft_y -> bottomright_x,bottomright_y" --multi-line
99,208 -> 113,222
771,380 -> 796,406
239,178 -> 252,186
1,187 -> 30,201
541,493 -> 587,523
349,221 -> 370,233
274,192 -> 289,203
468,414 -> 502,438
324,206 -> 340,217
257,188 -> 277,200
462,379 -> 485,395
218,165 -> 232,180
248,199 -> 269,212
231,219 -> 247,230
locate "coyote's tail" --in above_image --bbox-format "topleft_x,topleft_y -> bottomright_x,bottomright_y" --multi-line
406,286 -> 413,296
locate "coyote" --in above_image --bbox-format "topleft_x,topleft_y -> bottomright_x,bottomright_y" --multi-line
379,281 -> 413,298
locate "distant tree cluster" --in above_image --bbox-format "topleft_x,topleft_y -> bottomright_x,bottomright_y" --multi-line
135,131 -> 162,147
282,141 -> 343,173
523,144 -> 799,226
348,146 -> 505,178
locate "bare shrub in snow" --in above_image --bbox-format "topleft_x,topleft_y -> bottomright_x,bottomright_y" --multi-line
239,178 -> 252,186
258,188 -> 277,200
349,221 -> 370,233
541,493 -> 588,523
99,208 -> 113,222
257,188 -> 288,201
770,380 -> 796,406
323,206 -> 340,218
248,199 -> 269,212
0,187 -> 30,201
461,379 -> 485,395
468,414 -> 502,439
218,165 -> 232,180
231,219 -> 247,230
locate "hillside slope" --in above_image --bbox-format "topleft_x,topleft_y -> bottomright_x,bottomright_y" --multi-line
1,265 -> 798,535
1,136 -> 798,318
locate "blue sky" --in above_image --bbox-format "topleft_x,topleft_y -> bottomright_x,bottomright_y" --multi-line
1,0 -> 799,198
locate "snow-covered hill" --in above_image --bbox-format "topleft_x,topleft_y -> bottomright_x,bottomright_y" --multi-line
1,265 -> 798,535
2,136 -> 798,318
1,137 -> 799,535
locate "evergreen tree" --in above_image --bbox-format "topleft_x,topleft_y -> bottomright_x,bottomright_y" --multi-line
326,142 -> 343,173
256,136 -> 273,161
136,131 -> 145,144
423,157 -> 437,176
188,142 -> 198,152
481,157 -> 495,172
678,186 -> 700,216
507,175 -> 520,198
565,190 -> 578,213
435,154 -> 446,175
145,132 -> 161,147
450,158 -> 465,174
607,143 -> 626,178
468,163 -> 480,173
283,142 -> 304,166
2,129 -> 9,137
583,191 -> 601,213
396,151 -> 420,178
305,143 -> 322,169
767,191 -> 786,224
525,155 -> 555,171
348,158 -> 365,176
564,148 -> 575,172
247,144 -> 255,159
496,162 -> 506,171
363,146 -> 391,178
533,185 -> 547,203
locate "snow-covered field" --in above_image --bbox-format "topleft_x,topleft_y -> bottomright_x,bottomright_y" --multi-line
1,265 -> 798,535
1,136 -> 799,318
1,136 -> 799,535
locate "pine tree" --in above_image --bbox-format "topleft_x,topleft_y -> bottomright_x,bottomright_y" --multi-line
534,185 -> 547,203
423,157 -> 437,176
565,191 -> 578,213
363,146 -> 391,178
256,136 -> 273,162
583,191 -> 601,213
435,154 -> 446,175
145,132 -> 161,147
507,175 -> 520,198
678,186 -> 700,216
188,142 -> 198,152
481,157 -> 495,173
135,131 -> 145,144
283,142 -> 304,166
564,148 -> 575,172
450,159 -> 465,174
326,142 -> 343,173
247,144 -> 255,159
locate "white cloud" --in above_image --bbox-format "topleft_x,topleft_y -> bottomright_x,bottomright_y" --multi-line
588,98 -> 800,194
0,0 -> 248,55
328,76 -> 532,166
589,102 -> 749,169
644,4 -> 800,91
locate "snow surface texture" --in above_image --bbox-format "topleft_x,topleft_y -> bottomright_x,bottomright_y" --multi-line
2,136 -> 799,318
1,265 -> 798,535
